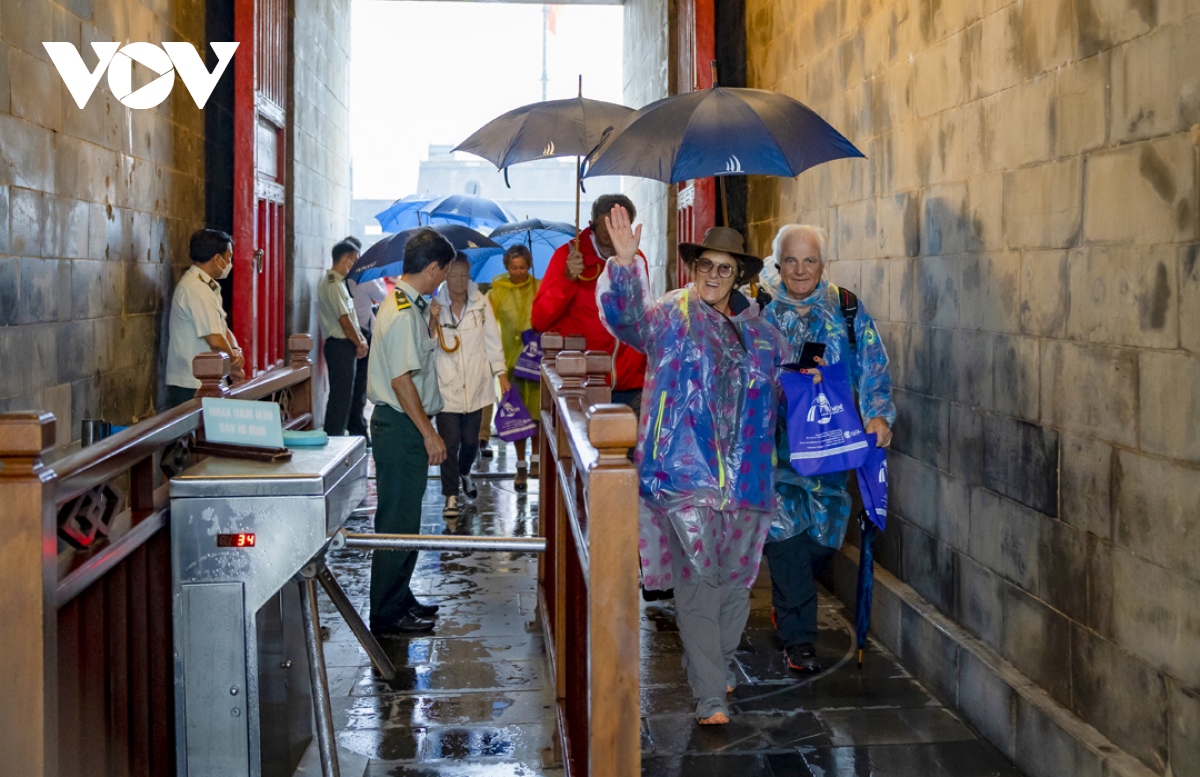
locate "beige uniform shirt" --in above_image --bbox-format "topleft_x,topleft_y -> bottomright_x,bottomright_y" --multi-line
317,269 -> 355,340
367,279 -> 443,416
166,266 -> 238,389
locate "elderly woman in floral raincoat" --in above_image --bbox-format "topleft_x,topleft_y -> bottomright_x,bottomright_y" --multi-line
760,224 -> 896,675
598,206 -> 785,726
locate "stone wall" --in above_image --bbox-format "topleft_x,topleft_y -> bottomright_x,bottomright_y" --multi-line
0,0 -> 208,450
289,0 -> 353,423
622,0 -> 673,296
744,0 -> 1198,774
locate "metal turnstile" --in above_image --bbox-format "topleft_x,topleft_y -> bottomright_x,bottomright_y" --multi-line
170,436 -> 549,777
170,437 -> 379,777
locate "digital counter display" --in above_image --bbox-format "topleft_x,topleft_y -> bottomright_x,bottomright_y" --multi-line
217,533 -> 257,548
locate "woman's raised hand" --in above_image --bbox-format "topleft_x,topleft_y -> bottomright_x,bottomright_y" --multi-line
605,205 -> 642,266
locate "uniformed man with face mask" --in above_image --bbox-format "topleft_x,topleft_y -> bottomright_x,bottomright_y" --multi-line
165,229 -> 245,407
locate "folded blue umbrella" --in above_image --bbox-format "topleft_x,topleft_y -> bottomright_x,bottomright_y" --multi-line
474,218 -> 577,281
349,224 -> 502,283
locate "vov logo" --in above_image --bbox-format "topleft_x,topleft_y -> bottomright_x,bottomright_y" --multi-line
44,41 -> 239,110
805,392 -> 844,425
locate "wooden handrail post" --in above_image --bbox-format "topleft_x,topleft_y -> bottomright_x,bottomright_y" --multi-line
0,411 -> 59,777
541,332 -> 565,364
584,404 -> 640,776
287,333 -> 315,423
583,351 -> 613,407
193,351 -> 231,399
556,351 -> 587,399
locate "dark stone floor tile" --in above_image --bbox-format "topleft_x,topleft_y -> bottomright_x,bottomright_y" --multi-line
344,722 -> 554,764
347,659 -> 546,696
732,675 -> 935,714
815,707 -> 977,748
641,654 -> 689,688
369,763 -> 563,777
332,690 -> 555,730
642,753 -> 814,777
646,712 -> 828,756
642,685 -> 698,716
800,740 -> 1024,777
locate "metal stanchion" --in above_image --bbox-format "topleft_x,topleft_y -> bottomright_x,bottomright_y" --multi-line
298,577 -> 340,777
314,564 -> 397,682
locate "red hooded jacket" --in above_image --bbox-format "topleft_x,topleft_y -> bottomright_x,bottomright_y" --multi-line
531,227 -> 648,392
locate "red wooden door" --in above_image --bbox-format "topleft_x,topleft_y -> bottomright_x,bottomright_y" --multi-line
233,0 -> 288,375
674,0 -> 716,290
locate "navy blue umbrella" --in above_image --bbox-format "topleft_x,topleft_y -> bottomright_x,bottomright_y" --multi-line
375,194 -> 433,233
476,219 -> 577,281
417,194 -> 514,231
853,434 -> 889,667
349,224 -> 501,283
855,513 -> 877,668
583,86 -> 864,184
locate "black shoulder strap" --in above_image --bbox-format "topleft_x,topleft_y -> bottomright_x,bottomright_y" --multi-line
839,287 -> 859,354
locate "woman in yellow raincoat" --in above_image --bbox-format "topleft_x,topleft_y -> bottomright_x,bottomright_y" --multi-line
487,245 -> 541,490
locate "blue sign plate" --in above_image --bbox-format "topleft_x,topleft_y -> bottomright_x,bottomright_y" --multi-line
201,398 -> 285,448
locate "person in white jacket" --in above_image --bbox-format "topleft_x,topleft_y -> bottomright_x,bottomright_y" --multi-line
433,255 -> 510,518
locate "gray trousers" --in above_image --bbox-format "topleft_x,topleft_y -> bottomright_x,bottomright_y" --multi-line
668,529 -> 751,708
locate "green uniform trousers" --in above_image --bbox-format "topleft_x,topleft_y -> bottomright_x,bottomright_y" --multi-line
369,404 -> 428,625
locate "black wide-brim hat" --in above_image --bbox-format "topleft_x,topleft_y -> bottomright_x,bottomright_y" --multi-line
679,226 -> 764,284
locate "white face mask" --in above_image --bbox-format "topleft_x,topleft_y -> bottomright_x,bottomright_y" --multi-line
216,254 -> 232,280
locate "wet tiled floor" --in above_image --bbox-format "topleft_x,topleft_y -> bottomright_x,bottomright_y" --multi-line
315,440 -> 1025,777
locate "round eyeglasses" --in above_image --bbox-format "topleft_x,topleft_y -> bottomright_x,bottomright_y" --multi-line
695,258 -> 736,279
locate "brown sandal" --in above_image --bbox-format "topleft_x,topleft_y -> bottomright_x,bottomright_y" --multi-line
698,712 -> 729,725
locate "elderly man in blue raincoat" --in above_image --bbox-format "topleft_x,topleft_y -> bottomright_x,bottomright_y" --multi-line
598,206 -> 786,726
760,224 -> 896,674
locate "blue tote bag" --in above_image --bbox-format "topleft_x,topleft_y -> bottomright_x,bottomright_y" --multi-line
781,362 -> 871,477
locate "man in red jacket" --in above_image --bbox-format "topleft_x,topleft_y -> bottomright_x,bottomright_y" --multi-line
532,194 -> 649,413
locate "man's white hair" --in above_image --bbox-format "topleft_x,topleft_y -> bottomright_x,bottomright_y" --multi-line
771,224 -> 828,266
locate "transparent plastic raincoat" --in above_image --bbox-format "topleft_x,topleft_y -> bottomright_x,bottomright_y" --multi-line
598,261 -> 786,590
761,270 -> 896,548
487,273 -> 541,422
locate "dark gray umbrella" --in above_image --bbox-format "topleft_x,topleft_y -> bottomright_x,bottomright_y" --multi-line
453,95 -> 633,170
454,81 -> 634,240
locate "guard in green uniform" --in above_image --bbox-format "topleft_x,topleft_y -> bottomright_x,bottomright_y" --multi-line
366,228 -> 455,634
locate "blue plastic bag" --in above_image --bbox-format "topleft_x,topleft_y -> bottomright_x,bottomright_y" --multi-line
512,329 -> 543,381
782,362 -> 870,477
495,385 -> 537,442
855,433 -> 888,530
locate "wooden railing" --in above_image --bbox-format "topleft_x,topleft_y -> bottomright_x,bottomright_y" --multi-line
0,334 -> 317,777
537,333 -> 641,777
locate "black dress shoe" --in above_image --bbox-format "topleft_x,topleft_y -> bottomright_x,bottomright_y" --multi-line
370,614 -> 435,635
409,601 -> 440,618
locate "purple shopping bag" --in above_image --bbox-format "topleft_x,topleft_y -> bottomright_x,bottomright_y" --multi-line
782,362 -> 871,477
513,329 -> 543,381
855,433 -> 888,530
495,385 -> 537,442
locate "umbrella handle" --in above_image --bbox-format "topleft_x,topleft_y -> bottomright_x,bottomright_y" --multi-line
434,320 -> 460,353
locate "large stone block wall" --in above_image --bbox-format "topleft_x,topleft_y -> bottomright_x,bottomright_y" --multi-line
289,0 -> 352,421
623,0 -> 673,296
0,0 -> 208,450
744,0 -> 1198,774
